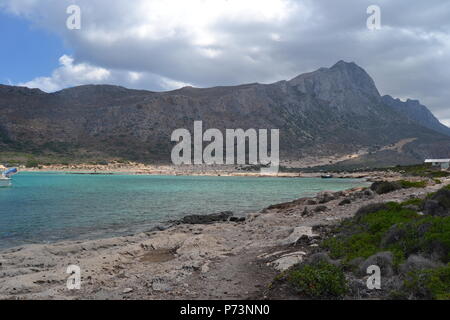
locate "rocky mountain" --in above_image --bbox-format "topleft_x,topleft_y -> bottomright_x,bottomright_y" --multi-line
382,95 -> 450,137
1,60 -> 450,167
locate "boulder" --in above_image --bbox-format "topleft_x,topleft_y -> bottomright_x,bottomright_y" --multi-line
339,199 -> 351,206
229,216 -> 246,222
181,211 -> 233,224
422,200 -> 447,216
422,189 -> 450,216
278,226 -> 319,246
316,192 -> 335,204
370,181 -> 401,195
269,251 -> 306,271
358,252 -> 394,277
430,188 -> 450,208
333,191 -> 345,198
399,255 -> 440,275
301,207 -> 311,217
314,205 -> 328,213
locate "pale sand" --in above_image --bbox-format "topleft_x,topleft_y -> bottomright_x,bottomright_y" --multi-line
1,176 -> 444,300
20,162 -> 403,180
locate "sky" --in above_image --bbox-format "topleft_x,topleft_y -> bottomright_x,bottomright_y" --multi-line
0,0 -> 449,124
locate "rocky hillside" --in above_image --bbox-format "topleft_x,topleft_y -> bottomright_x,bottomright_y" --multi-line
382,95 -> 450,137
1,61 -> 450,167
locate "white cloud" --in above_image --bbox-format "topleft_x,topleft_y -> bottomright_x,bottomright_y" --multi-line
2,0 -> 450,122
19,55 -> 110,92
20,54 -> 190,92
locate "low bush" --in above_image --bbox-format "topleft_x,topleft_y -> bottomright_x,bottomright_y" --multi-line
401,198 -> 424,207
402,264 -> 450,300
390,164 -> 450,178
323,202 -> 418,265
386,216 -> 450,263
398,180 -> 428,189
287,262 -> 348,299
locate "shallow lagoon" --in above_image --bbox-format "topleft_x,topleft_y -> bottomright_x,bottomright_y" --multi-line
0,173 -> 367,248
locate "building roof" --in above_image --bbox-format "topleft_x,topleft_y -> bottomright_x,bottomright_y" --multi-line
424,159 -> 450,163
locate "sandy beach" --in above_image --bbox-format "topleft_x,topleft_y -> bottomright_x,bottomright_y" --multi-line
19,162 -> 399,180
0,172 -> 446,300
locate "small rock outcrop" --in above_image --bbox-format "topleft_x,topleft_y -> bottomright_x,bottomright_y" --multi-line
399,255 -> 441,275
181,211 -> 233,224
422,189 -> 450,217
370,181 -> 401,194
269,251 -> 306,272
279,226 -> 319,246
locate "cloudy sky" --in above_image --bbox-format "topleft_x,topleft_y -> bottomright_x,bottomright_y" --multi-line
1,0 -> 449,124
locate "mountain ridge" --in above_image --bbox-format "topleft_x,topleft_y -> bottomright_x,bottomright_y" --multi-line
1,61 -> 450,168
382,94 -> 450,137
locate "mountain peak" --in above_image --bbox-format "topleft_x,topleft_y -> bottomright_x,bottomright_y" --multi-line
331,60 -> 358,69
288,60 -> 380,107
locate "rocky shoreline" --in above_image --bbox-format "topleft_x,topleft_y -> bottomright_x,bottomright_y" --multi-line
0,176 -> 447,300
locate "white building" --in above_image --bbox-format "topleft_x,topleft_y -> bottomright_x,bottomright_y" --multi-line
424,159 -> 450,170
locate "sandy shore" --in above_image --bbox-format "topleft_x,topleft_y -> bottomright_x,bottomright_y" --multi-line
20,163 -> 402,180
1,175 -> 444,300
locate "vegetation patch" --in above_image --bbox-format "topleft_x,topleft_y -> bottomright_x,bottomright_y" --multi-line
322,202 -> 419,265
401,198 -> 424,207
287,262 -> 348,299
401,264 -> 450,300
391,164 -> 450,178
272,185 -> 450,300
386,217 -> 450,263
398,180 -> 427,189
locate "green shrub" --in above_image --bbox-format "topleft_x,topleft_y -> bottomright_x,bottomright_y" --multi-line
287,262 -> 348,299
402,264 -> 450,300
322,233 -> 379,262
430,171 -> 450,178
387,216 -> 450,263
323,203 -> 419,264
354,203 -> 390,221
398,180 -> 427,189
401,198 -> 424,207
390,164 -> 450,178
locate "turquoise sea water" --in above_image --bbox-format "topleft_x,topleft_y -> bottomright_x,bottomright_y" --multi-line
0,173 -> 367,249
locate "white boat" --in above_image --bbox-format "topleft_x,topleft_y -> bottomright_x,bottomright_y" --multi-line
0,167 -> 17,187
0,177 -> 11,187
